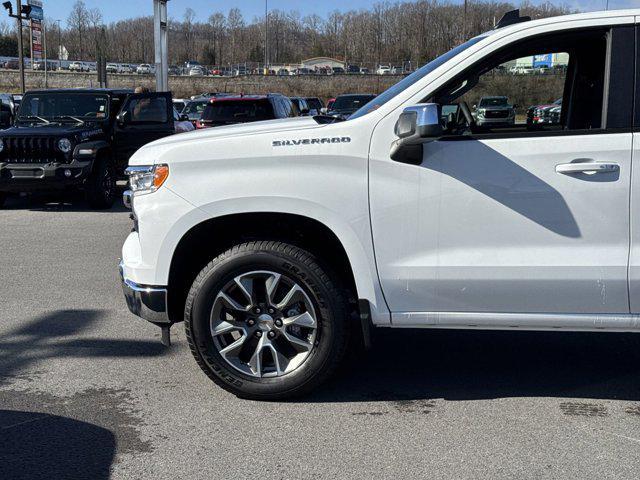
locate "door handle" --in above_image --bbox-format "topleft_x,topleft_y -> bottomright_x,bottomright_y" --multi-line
555,162 -> 619,175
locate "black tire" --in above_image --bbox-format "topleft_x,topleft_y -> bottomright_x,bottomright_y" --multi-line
85,156 -> 116,210
0,192 -> 6,208
184,241 -> 350,400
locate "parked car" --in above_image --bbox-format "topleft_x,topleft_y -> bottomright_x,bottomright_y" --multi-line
325,98 -> 336,111
195,94 -> 297,129
376,65 -> 391,75
289,97 -> 313,116
326,94 -> 376,119
69,61 -> 90,72
136,64 -> 152,75
120,64 -> 134,74
0,88 -> 177,209
473,96 -> 516,128
346,65 -> 361,74
189,66 -> 207,76
0,93 -> 21,117
182,98 -> 210,124
331,67 -> 346,75
32,60 -> 57,71
391,66 -> 404,74
277,68 -> 290,76
184,60 -> 201,71
360,67 -> 370,74
106,63 -> 119,73
173,98 -> 188,113
168,65 -> 181,76
527,98 -> 562,126
120,9 -> 632,400
173,108 -> 195,134
305,97 -> 324,115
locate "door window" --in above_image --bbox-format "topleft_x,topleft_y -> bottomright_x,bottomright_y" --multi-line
128,96 -> 169,124
431,27 -> 633,137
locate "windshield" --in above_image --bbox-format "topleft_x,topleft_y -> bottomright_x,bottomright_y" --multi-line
201,100 -> 274,123
349,35 -> 487,120
480,97 -> 508,107
183,100 -> 207,114
332,95 -> 376,111
18,93 -> 108,120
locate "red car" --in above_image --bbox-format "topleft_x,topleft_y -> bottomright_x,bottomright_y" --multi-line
195,94 -> 298,129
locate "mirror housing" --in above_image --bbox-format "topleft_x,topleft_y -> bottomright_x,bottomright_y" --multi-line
320,107 -> 328,114
391,104 -> 442,164
179,113 -> 189,122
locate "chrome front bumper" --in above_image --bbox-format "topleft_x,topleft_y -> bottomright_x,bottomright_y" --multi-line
119,262 -> 170,325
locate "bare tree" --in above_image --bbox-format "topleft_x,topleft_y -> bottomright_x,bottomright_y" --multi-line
67,0 -> 89,60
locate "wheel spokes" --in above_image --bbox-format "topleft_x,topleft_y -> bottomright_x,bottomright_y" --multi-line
215,291 -> 248,313
218,334 -> 247,359
282,331 -> 313,352
211,270 -> 318,378
283,311 -> 316,328
276,284 -> 305,310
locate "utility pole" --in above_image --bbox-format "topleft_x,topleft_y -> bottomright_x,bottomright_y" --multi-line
3,0 -> 32,94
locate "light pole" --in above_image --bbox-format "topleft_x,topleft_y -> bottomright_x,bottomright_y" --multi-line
3,0 -> 33,94
264,0 -> 268,74
54,19 -> 61,70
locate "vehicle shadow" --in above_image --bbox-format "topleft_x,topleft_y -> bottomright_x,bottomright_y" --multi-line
308,328 -> 640,403
0,409 -> 115,480
2,191 -> 129,213
0,309 -> 169,386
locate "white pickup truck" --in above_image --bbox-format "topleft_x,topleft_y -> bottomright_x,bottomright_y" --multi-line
121,9 -> 640,399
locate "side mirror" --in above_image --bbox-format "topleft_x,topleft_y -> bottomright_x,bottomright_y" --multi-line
117,110 -> 130,125
472,104 -> 477,110
391,103 -> 442,164
320,107 -> 327,114
179,114 -> 189,122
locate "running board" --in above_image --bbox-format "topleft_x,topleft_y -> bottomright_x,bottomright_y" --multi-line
391,312 -> 640,332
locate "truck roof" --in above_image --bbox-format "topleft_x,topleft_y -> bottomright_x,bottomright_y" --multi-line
24,88 -> 134,96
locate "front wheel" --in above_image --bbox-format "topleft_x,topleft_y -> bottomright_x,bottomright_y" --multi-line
85,157 -> 116,210
184,241 -> 350,400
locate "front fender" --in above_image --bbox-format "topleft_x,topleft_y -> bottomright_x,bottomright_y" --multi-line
73,140 -> 111,163
155,193 -> 390,325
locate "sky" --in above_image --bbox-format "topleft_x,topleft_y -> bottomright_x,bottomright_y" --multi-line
38,0 -> 640,25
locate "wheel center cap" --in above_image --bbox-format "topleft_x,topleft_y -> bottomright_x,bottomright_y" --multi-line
257,313 -> 274,330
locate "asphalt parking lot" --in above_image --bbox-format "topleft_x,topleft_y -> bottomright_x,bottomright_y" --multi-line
1,194 -> 640,480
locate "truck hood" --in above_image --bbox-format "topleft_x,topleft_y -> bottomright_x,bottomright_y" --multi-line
142,116 -> 322,149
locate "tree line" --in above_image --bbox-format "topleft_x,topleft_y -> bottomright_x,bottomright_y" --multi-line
1,1 -> 572,68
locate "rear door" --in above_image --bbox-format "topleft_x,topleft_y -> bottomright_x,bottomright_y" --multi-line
114,92 -> 174,167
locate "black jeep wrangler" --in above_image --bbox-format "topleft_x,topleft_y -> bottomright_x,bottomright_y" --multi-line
0,88 -> 176,209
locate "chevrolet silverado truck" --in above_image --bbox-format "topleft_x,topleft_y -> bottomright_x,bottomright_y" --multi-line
0,88 -> 176,209
121,9 -> 640,399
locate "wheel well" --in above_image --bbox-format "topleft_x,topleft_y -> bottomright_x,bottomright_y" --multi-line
167,213 -> 359,323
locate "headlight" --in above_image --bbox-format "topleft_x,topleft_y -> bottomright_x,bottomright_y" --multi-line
58,138 -> 72,153
477,109 -> 486,116
125,164 -> 169,194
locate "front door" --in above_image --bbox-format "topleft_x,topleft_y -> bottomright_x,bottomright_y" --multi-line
370,25 -> 635,322
114,92 -> 174,168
